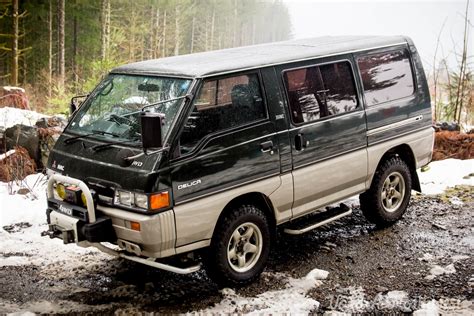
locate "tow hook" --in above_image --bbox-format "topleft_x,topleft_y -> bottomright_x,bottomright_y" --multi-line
41,225 -> 75,244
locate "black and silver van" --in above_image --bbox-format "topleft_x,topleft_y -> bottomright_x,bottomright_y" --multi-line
43,36 -> 434,286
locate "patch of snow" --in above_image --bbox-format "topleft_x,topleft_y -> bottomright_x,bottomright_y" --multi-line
202,268 -> 328,314
448,196 -> 464,205
413,300 -> 439,316
323,311 -> 351,316
425,264 -> 456,280
373,291 -> 411,313
0,173 -> 108,267
2,86 -> 25,93
418,159 -> 473,195
0,149 -> 16,161
329,286 -> 371,313
451,255 -> 469,261
418,253 -> 436,262
2,299 -> 113,315
0,106 -> 48,129
414,299 -> 473,316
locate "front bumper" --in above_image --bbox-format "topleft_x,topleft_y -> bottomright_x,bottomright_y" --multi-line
44,174 -> 177,258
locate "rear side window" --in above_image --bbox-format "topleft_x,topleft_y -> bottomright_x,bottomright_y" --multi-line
179,73 -> 266,154
357,49 -> 414,106
283,61 -> 358,124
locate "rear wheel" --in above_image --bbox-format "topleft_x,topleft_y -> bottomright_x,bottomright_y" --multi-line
205,205 -> 270,287
360,156 -> 412,226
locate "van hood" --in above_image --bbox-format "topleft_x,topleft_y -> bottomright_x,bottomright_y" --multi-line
47,133 -> 163,193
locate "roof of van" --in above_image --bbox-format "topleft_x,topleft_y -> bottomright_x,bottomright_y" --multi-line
111,35 -> 409,78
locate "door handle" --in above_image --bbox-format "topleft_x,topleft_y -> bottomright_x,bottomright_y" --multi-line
295,133 -> 309,151
260,140 -> 274,154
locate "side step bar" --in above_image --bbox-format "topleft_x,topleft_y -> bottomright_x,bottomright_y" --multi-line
284,204 -> 352,235
93,243 -> 201,274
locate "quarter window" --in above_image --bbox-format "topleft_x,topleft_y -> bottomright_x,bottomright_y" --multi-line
179,73 -> 266,154
284,61 -> 358,124
357,49 -> 414,106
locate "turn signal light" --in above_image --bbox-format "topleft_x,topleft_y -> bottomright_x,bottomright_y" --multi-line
130,221 -> 141,231
150,191 -> 170,210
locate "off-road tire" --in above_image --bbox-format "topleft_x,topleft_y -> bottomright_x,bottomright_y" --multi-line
360,156 -> 412,226
205,205 -> 271,287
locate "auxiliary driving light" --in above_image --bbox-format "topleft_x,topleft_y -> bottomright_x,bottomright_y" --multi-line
56,183 -> 66,199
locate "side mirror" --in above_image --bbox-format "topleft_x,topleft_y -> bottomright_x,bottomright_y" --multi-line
140,112 -> 164,151
70,95 -> 88,116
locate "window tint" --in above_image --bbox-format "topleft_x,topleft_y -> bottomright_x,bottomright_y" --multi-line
357,49 -> 414,106
284,61 -> 358,124
179,73 -> 266,154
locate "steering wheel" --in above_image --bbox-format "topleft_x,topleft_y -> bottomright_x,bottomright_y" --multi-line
108,114 -> 133,125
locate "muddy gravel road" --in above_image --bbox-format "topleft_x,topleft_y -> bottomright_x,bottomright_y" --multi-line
1,186 -> 473,314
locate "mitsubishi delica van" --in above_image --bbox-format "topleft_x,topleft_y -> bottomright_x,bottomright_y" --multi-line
43,36 -> 434,286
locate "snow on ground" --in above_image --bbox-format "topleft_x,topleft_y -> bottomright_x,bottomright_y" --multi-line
418,158 -> 473,195
202,269 -> 328,314
0,106 -> 49,129
0,159 -> 472,313
0,174 -> 106,267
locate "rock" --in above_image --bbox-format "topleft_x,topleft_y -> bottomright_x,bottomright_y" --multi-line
5,124 -> 40,165
35,117 -> 49,129
432,223 -> 447,230
376,285 -> 389,293
0,86 -> 29,109
0,146 -> 36,182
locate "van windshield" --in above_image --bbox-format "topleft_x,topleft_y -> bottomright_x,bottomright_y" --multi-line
67,74 -> 192,145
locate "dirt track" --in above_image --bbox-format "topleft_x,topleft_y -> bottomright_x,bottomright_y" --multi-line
1,187 -> 473,314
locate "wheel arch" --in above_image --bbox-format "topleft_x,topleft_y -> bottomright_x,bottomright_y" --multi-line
372,144 -> 421,192
212,192 -> 277,242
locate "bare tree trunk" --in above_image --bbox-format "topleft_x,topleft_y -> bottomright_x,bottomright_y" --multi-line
48,0 -> 52,98
162,10 -> 167,57
100,0 -> 110,61
210,5 -> 215,50
11,0 -> 19,86
174,5 -> 180,56
204,15 -> 209,51
57,0 -> 65,88
21,14 -> 27,85
232,0 -> 237,47
72,0 -> 78,89
152,7 -> 159,58
455,0 -> 470,124
190,16 -> 195,53
251,17 -> 256,45
432,19 -> 446,122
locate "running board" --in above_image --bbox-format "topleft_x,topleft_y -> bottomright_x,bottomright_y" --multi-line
284,204 -> 352,235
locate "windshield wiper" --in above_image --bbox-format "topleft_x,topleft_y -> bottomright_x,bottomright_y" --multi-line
64,130 -> 120,145
91,136 -> 140,152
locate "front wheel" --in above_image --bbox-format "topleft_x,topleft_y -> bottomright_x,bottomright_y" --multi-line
360,156 -> 412,226
205,205 -> 271,287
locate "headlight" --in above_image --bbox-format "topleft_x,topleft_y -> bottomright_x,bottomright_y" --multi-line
117,190 -> 133,207
114,190 -> 170,212
134,194 -> 148,209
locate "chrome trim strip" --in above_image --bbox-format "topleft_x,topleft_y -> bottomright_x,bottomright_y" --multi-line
175,172 -> 281,205
366,115 -> 423,137
368,125 -> 431,147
